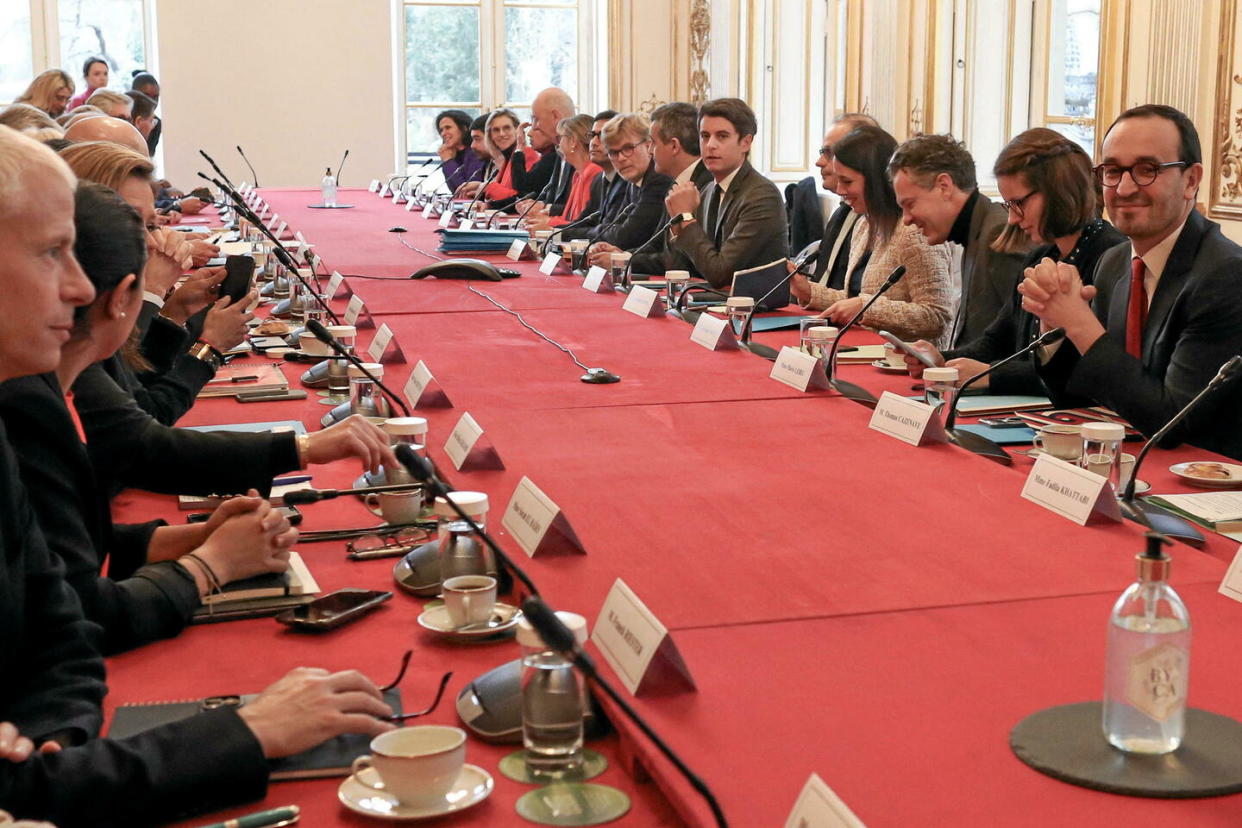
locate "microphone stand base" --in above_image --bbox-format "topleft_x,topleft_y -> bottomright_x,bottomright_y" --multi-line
947,427 -> 1013,466
581,368 -> 621,384
741,341 -> 779,362
829,379 -> 879,409
1119,499 -> 1206,548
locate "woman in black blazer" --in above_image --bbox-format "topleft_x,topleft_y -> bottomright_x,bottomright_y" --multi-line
0,183 -> 296,653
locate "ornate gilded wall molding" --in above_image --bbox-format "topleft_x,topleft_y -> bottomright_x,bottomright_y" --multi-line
689,0 -> 711,104
1212,0 -> 1242,218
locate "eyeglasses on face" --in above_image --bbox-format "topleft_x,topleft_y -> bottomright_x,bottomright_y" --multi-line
1092,161 -> 1189,188
1001,190 -> 1038,218
605,139 -> 649,160
817,146 -> 834,160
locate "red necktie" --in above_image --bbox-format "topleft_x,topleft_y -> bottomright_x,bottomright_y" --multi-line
1126,256 -> 1147,359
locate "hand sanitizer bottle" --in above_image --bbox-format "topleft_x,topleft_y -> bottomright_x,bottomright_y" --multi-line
1103,532 -> 1191,754
321,167 -> 337,208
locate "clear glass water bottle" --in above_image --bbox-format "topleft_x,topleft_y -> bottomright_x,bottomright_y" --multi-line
725,296 -> 755,342
321,167 -> 337,208
1081,422 -> 1125,489
323,325 -> 356,403
1103,533 -> 1191,754
435,492 -> 492,581
348,363 -> 391,419
922,366 -> 959,410
271,263 -> 291,300
518,611 -> 589,777
665,270 -> 690,310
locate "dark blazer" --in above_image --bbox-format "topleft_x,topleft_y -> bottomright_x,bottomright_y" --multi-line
0,420 -> 105,748
509,148 -> 563,206
949,220 -> 1126,395
71,362 -> 300,498
814,203 -> 860,290
561,172 -> 630,241
785,175 -> 824,254
631,159 -> 713,275
950,197 -> 1029,347
666,160 -> 790,288
598,164 -> 675,251
133,304 -> 216,424
0,373 -> 200,655
1038,209 -> 1242,459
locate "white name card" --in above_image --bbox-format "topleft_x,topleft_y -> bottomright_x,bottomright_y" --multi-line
405,197 -> 417,212
770,346 -> 830,392
539,251 -> 562,275
309,252 -> 323,273
1218,546 -> 1242,604
422,201 -> 437,219
501,476 -> 586,558
437,209 -> 455,229
343,295 -> 373,328
506,238 -> 529,261
273,219 -> 287,237
458,219 -> 474,231
295,230 -> 307,245
239,182 -> 252,193
366,323 -> 405,364
393,191 -> 407,204
592,579 -> 695,696
867,391 -> 947,447
368,179 -> 380,192
326,270 -> 351,298
444,412 -> 503,471
379,182 -> 391,198
1021,453 -> 1120,525
622,285 -> 662,318
402,360 -> 453,408
582,265 -> 608,292
784,774 -> 868,828
689,313 -> 739,351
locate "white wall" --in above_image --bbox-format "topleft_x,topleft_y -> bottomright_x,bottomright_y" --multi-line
156,0 -> 396,189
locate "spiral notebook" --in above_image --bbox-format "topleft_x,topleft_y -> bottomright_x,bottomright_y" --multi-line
107,688 -> 402,780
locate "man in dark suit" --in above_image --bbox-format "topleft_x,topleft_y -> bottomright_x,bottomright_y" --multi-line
663,98 -> 789,288
0,125 -> 396,826
581,112 -> 675,262
889,134 -> 1028,347
625,102 -> 712,275
512,86 -> 575,214
1021,105 -> 1242,460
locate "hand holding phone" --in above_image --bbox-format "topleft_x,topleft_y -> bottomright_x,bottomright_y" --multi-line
878,330 -> 938,368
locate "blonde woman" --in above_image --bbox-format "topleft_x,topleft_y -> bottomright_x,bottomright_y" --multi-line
14,69 -> 74,117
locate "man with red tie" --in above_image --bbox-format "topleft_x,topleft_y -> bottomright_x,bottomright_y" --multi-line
1019,104 -> 1242,461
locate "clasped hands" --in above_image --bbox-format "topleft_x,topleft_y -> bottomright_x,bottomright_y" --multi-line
1017,257 -> 1104,350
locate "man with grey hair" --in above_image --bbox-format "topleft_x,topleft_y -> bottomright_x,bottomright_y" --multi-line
83,89 -> 132,120
585,112 -> 675,263
511,86 -> 576,213
0,125 -> 397,825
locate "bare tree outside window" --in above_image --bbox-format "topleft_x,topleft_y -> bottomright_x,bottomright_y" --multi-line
59,0 -> 147,91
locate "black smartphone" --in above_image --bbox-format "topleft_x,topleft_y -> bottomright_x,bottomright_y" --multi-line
275,589 -> 392,631
219,254 -> 255,304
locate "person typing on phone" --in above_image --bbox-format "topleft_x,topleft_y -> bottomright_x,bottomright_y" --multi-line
902,128 -> 1125,393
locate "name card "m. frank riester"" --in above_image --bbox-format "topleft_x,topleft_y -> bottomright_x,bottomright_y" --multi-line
501,476 -> 586,557
591,578 -> 695,696
1021,453 -> 1120,525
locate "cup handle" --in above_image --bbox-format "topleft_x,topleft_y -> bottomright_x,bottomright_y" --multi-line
351,755 -> 383,789
1031,432 -> 1044,454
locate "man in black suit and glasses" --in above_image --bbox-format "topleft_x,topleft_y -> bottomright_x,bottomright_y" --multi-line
1021,104 -> 1242,460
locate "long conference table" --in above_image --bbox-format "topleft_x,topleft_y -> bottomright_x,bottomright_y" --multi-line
107,187 -> 1242,827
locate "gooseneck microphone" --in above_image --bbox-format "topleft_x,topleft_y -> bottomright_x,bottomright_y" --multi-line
284,482 -> 425,506
463,159 -> 505,219
335,149 -> 350,185
582,202 -> 637,267
824,264 -> 908,408
201,173 -> 341,324
306,319 -> 412,417
396,445 -> 534,597
487,191 -> 536,229
236,145 -> 259,187
539,209 -> 602,257
1119,354 -> 1242,545
520,597 -> 729,828
940,327 -> 1066,466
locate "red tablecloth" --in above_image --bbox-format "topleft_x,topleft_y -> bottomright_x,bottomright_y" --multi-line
103,188 -> 1242,827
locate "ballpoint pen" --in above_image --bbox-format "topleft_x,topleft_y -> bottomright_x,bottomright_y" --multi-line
196,804 -> 299,828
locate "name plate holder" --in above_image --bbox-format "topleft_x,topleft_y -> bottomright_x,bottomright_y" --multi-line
368,179 -> 381,193
582,265 -> 614,294
273,219 -> 288,238
689,313 -> 740,351
539,251 -> 567,276
621,285 -> 663,318
769,346 -> 830,391
402,360 -> 453,409
437,210 -> 456,229
393,191 -> 407,204
783,773 -> 867,828
867,391 -> 948,447
326,270 -> 353,299
366,323 -> 406,364
444,412 -> 504,471
343,295 -> 375,329
506,238 -> 534,261
422,200 -> 439,220
1020,453 -> 1121,526
591,578 -> 695,696
379,182 -> 392,198
1218,546 -> 1242,604
501,476 -> 586,558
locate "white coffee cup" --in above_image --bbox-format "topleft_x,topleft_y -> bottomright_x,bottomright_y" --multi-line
350,726 -> 466,807
1032,423 -> 1083,461
1087,451 -> 1136,489
379,489 -> 423,525
442,575 -> 496,628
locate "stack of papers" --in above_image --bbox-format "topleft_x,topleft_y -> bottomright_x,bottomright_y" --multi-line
437,228 -> 529,254
1146,491 -> 1242,538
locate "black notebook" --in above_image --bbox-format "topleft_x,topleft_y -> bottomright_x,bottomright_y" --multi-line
108,689 -> 402,780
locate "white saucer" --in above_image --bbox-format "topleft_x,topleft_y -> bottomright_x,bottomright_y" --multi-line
417,602 -> 521,638
338,763 -> 493,820
1170,461 -> 1242,488
871,360 -> 908,373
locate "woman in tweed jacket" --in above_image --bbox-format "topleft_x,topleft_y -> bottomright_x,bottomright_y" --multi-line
792,125 -> 956,348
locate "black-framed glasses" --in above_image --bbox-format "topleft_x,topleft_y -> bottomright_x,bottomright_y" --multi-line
1093,161 -> 1189,188
605,140 -> 649,160
587,130 -> 601,141
817,145 -> 834,160
1001,190 -> 1038,218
